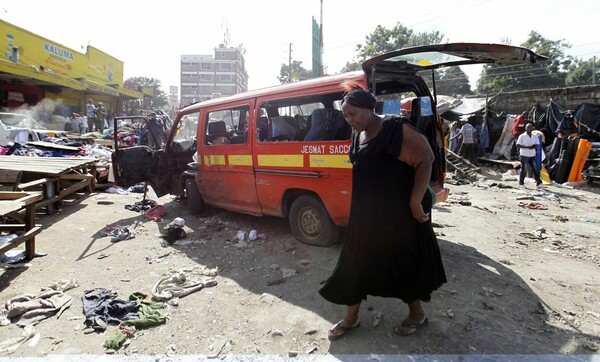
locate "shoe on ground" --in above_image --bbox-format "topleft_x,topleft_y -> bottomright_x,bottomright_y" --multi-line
519,184 -> 525,189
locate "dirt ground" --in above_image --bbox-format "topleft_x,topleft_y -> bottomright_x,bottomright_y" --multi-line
1,165 -> 599,358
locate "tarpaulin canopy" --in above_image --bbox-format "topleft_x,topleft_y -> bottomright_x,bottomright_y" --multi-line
439,96 -> 487,122
574,102 -> 600,141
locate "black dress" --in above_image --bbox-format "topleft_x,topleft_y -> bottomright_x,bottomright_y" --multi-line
318,116 -> 447,305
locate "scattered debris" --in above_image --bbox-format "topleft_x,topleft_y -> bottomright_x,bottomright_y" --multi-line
101,224 -> 136,243
47,279 -> 79,292
551,215 -> 569,222
0,325 -> 38,354
372,311 -> 383,327
518,201 -> 548,210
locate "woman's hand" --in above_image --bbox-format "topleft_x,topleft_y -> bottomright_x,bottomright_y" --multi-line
410,201 -> 430,223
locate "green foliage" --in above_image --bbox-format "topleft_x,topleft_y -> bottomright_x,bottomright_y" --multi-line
125,76 -> 168,110
338,23 -> 444,74
566,58 -> 597,86
278,60 -> 312,84
476,31 -> 573,93
354,23 -> 444,64
436,66 -> 472,96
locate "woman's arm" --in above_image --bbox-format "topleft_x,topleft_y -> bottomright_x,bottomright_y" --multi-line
397,124 -> 434,223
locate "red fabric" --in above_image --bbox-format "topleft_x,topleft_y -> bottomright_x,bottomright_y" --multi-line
512,115 -> 525,138
144,205 -> 166,221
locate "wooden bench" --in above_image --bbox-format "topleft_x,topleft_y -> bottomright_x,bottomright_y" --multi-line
0,191 -> 43,261
0,156 -> 97,214
0,170 -> 22,191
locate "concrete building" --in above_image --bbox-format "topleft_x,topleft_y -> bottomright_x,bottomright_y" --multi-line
180,45 -> 248,107
0,19 -> 146,117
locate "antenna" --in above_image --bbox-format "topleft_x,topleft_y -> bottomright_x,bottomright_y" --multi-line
221,19 -> 230,47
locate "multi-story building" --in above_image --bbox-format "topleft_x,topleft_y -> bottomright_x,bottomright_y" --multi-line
180,44 -> 248,107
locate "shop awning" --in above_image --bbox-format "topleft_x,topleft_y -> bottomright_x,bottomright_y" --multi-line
117,86 -> 144,99
0,60 -> 85,91
83,80 -> 120,96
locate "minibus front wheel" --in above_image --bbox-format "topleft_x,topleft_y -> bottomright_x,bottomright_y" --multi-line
289,195 -> 339,247
185,178 -> 204,215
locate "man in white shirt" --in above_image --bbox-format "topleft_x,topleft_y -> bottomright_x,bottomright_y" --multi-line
450,120 -> 477,163
516,123 -> 542,188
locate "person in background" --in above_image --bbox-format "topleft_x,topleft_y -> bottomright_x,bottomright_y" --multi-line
106,109 -> 114,130
516,122 -> 543,189
77,113 -> 87,134
86,99 -> 96,132
512,111 -> 527,138
557,110 -> 578,138
511,111 -> 528,159
450,119 -> 477,163
95,102 -> 107,134
319,83 -> 446,340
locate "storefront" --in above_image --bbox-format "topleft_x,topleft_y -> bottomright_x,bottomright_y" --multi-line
0,19 -> 145,117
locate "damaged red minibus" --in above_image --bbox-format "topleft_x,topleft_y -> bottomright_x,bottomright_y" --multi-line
112,43 -> 546,246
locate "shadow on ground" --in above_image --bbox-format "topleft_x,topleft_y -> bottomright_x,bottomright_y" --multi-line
162,197 -> 597,355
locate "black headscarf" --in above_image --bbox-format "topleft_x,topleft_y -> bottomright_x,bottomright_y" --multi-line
342,89 -> 377,110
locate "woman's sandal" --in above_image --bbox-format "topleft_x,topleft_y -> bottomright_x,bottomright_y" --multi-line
328,319 -> 360,341
393,317 -> 428,336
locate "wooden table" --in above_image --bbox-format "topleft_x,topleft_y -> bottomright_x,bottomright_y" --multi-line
0,156 -> 97,214
0,191 -> 43,261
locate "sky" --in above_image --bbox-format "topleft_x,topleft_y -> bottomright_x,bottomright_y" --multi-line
2,0 -> 599,95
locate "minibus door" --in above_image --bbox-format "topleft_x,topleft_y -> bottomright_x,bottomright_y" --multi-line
198,104 -> 261,215
111,115 -> 173,197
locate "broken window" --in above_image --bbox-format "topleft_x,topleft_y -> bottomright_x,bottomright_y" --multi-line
205,107 -> 249,145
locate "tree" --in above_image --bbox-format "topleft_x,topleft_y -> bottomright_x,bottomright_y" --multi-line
341,23 -> 445,73
124,76 -> 168,110
436,66 -> 472,95
566,58 -> 597,86
476,31 -> 573,93
278,60 -> 312,84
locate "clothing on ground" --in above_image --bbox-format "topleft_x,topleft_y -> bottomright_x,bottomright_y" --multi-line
81,288 -> 139,331
1,289 -> 72,327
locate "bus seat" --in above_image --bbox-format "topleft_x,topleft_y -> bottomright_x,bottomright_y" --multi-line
410,97 -> 436,147
206,120 -> 228,144
257,116 -> 269,141
333,112 -> 351,140
305,108 -> 346,141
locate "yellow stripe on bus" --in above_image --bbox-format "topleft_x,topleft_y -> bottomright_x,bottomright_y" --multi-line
228,155 -> 253,166
309,154 -> 352,169
203,155 -> 226,166
257,154 -> 304,167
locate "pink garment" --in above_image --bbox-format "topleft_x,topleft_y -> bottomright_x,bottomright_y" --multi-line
144,205 -> 166,221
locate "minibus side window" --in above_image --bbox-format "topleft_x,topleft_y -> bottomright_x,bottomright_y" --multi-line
205,107 -> 249,145
257,93 -> 352,143
169,112 -> 199,154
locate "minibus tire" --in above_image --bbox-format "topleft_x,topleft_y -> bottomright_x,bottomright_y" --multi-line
185,178 -> 204,215
289,195 -> 339,247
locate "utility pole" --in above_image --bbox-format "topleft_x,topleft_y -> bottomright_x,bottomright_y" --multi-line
593,56 -> 596,85
288,43 -> 293,83
320,0 -> 324,76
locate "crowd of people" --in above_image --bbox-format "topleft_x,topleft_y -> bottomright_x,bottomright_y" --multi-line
65,99 -> 118,135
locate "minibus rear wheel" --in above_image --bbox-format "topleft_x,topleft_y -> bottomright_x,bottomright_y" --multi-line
185,178 -> 204,215
289,195 -> 339,247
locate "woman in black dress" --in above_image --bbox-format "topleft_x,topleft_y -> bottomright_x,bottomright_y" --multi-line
319,85 -> 447,340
